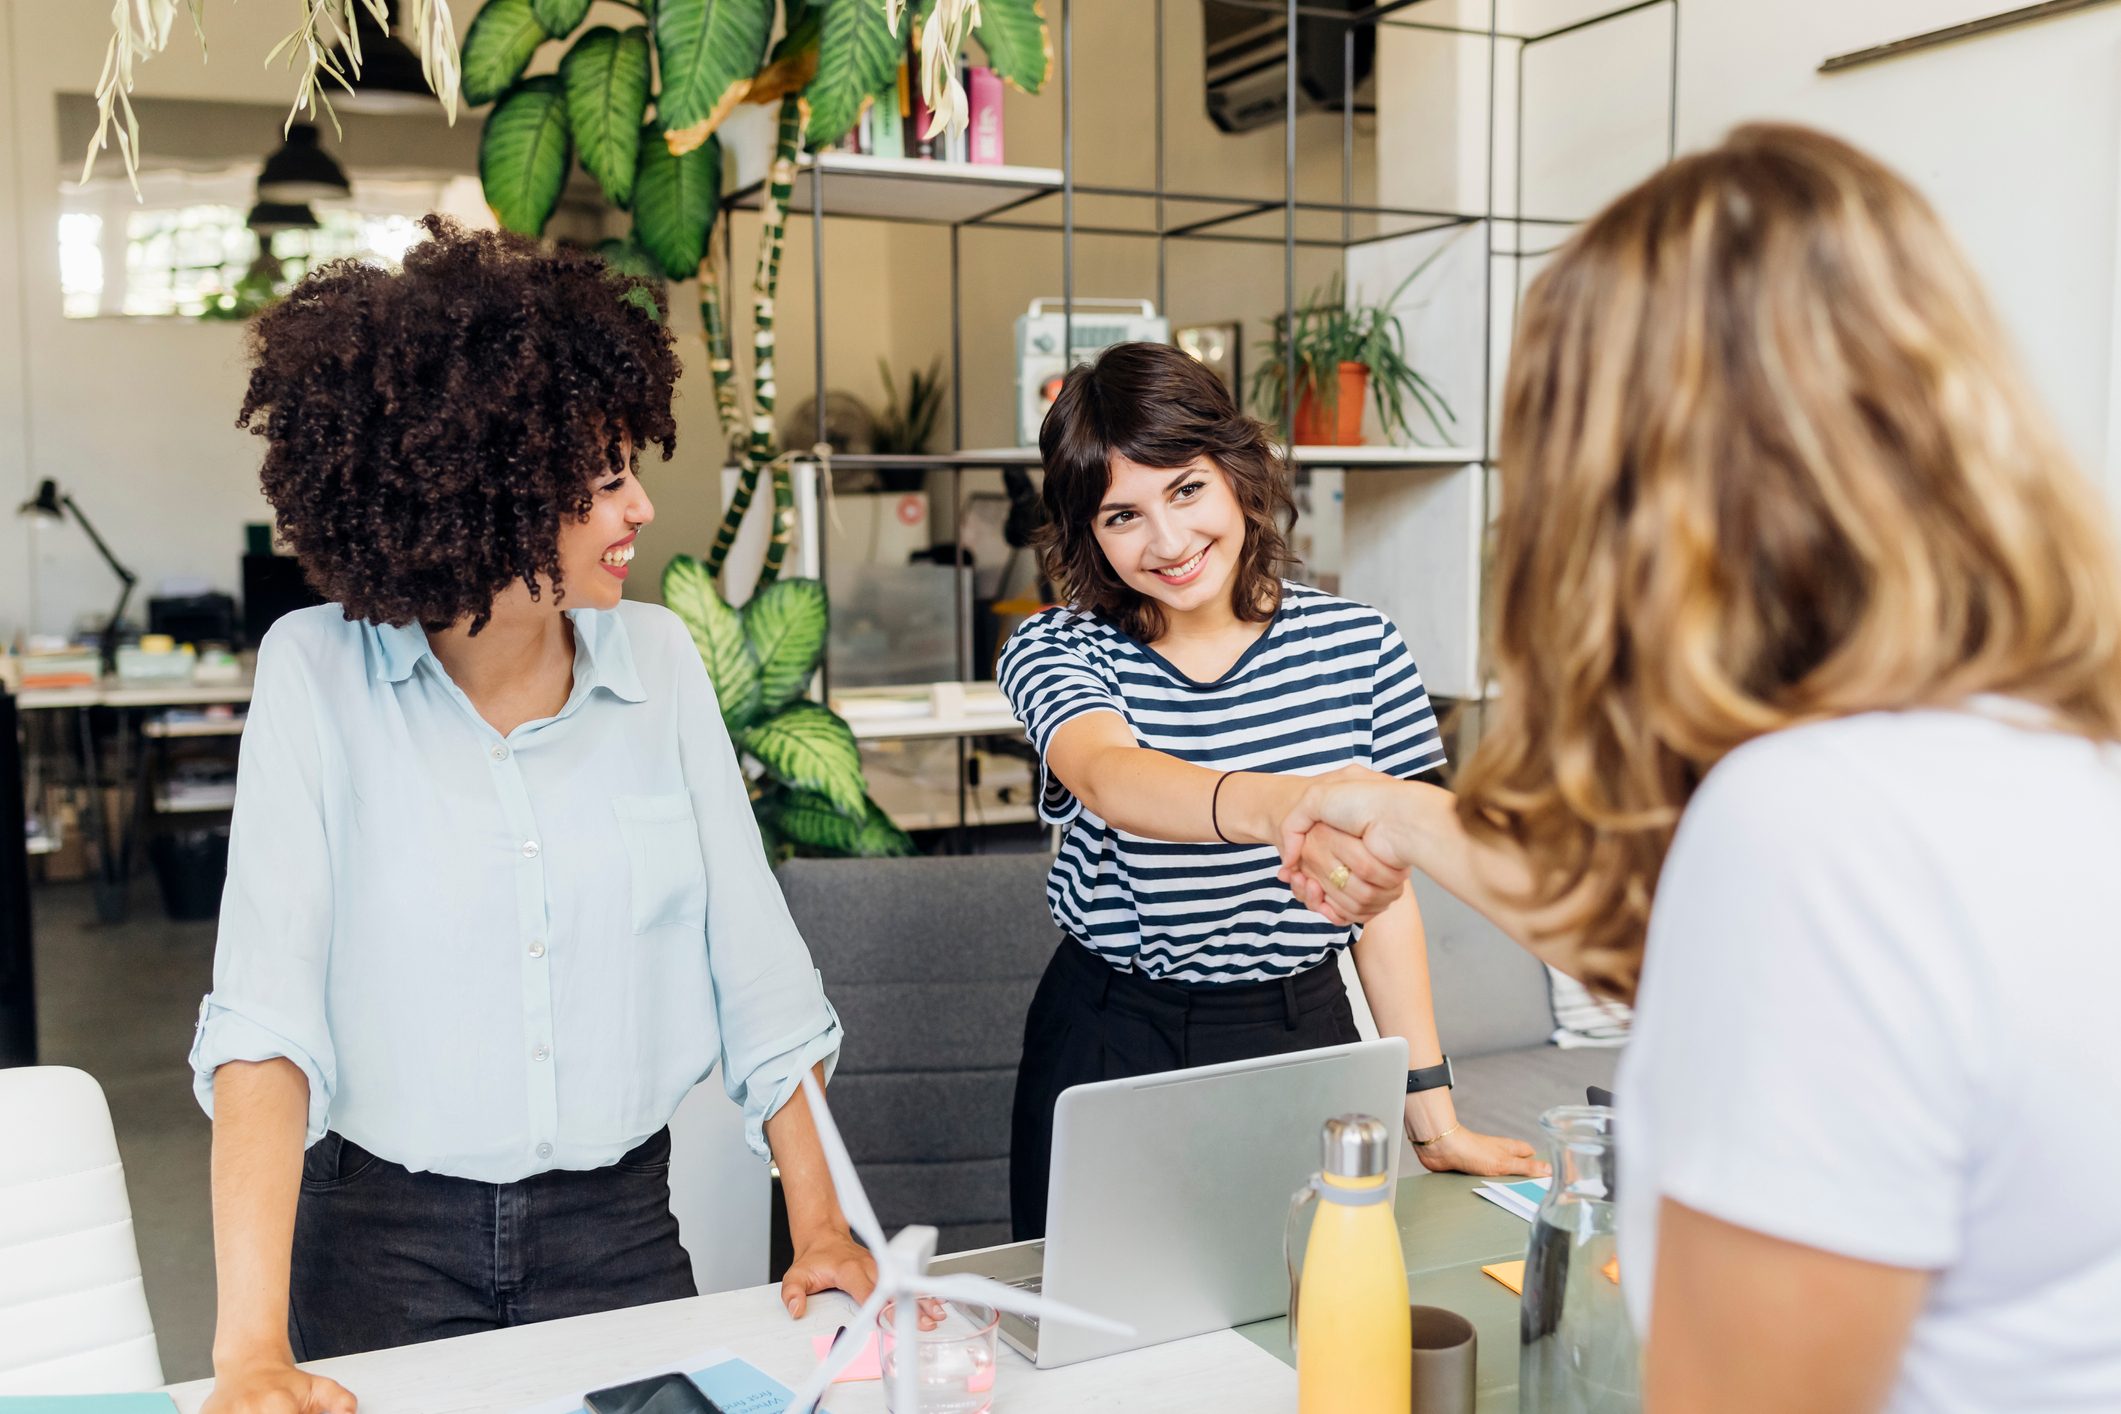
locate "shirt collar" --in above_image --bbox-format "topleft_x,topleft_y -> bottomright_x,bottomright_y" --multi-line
366,608 -> 646,704
566,607 -> 647,704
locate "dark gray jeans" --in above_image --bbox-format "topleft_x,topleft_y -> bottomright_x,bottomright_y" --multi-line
289,1128 -> 698,1359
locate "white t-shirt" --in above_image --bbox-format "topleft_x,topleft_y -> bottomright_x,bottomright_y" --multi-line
1617,704 -> 2121,1413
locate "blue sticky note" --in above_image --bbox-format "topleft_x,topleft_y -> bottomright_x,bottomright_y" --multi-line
0,1399 -> 179,1414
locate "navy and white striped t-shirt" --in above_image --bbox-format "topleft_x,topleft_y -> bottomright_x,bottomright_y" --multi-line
996,581 -> 1447,984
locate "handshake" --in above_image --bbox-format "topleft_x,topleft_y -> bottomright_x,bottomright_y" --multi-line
1270,765 -> 1431,926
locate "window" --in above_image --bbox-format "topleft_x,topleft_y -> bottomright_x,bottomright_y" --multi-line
58,167 -> 460,319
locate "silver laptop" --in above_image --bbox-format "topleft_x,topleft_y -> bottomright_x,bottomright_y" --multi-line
929,1036 -> 1408,1367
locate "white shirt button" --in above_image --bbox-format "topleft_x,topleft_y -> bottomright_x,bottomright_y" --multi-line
528,939 -> 546,958
536,1142 -> 553,1159
521,840 -> 539,858
532,1043 -> 550,1062
491,744 -> 509,762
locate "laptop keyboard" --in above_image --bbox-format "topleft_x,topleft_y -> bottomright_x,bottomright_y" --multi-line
999,1274 -> 1044,1328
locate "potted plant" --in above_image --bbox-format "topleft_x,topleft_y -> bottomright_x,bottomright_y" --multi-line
1251,261 -> 1457,448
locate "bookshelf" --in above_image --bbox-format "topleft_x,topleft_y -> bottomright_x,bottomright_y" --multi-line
735,0 -> 1679,831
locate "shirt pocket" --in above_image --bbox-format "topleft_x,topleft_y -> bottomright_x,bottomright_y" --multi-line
611,793 -> 709,936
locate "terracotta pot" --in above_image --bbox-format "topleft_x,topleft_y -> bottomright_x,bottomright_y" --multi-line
1291,362 -> 1368,446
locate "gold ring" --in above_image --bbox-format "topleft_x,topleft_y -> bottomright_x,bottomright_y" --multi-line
1326,864 -> 1352,892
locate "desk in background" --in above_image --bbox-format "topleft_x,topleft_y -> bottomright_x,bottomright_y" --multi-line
14,667 -> 255,926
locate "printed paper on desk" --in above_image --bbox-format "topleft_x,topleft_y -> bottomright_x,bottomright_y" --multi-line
1473,1177 -> 1549,1222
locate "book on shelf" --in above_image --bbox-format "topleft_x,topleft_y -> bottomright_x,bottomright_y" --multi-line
967,65 -> 1004,164
872,70 -> 906,155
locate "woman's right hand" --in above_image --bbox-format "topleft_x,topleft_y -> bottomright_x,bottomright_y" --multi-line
202,1357 -> 357,1414
1275,766 -> 1431,923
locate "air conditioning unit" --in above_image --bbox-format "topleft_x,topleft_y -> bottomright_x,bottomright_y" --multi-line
1203,0 -> 1375,135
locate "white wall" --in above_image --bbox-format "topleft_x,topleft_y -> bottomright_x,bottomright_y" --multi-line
1675,0 -> 2121,498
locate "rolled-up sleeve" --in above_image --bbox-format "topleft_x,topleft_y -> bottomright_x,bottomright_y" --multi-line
669,618 -> 843,1160
187,630 -> 337,1146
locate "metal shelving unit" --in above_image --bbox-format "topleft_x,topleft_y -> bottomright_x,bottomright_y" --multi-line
742,0 -> 1678,830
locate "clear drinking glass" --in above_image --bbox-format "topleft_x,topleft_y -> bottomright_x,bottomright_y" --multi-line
1519,1105 -> 1641,1413
877,1297 -> 1000,1414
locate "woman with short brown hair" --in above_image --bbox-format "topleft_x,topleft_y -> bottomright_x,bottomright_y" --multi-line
998,341 -> 1542,1241
1279,125 -> 2121,1410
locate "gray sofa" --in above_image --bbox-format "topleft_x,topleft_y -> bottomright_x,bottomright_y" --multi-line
778,852 -> 1619,1253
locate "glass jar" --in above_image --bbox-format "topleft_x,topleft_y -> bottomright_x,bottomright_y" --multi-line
1519,1105 -> 1640,1413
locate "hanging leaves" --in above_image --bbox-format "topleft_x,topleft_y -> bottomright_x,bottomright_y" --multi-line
803,0 -> 901,149
563,25 -> 652,207
460,0 -> 549,107
975,0 -> 1051,94
532,0 -> 594,39
656,0 -> 774,155
634,130 -> 722,280
478,77 -> 571,236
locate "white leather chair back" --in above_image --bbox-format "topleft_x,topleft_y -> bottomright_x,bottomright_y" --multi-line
0,1066 -> 164,1392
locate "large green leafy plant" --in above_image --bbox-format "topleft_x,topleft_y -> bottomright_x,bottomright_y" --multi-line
663,557 -> 913,857
458,0 -> 1047,856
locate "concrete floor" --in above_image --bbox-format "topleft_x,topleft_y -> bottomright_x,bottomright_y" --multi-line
31,881 -> 220,1384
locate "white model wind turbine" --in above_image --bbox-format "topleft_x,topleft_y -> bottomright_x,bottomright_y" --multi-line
779,1071 -> 1132,1414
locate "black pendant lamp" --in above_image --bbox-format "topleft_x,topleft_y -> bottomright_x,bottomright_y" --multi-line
257,124 -> 350,204
246,201 -> 321,235
338,3 -> 437,115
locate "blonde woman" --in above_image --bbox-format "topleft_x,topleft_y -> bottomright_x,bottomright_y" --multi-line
1275,125 -> 2121,1412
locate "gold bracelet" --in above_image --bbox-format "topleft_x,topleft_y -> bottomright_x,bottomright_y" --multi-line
1409,1121 -> 1461,1148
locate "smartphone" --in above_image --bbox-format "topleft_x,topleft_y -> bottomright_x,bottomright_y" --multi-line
582,1373 -> 728,1414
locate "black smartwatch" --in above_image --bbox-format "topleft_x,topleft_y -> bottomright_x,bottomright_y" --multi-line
1406,1057 -> 1455,1094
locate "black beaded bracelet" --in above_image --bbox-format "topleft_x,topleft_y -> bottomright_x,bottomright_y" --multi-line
1211,770 -> 1238,845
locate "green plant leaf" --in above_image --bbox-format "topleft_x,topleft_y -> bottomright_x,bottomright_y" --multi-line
597,235 -> 666,320
974,0 -> 1049,94
739,703 -> 864,817
479,78 -> 572,236
461,0 -> 549,107
563,26 -> 651,207
663,553 -> 763,731
656,0 -> 774,153
633,130 -> 721,279
763,788 -> 914,857
741,578 -> 828,713
532,0 -> 593,38
804,0 -> 901,149
597,234 -> 663,281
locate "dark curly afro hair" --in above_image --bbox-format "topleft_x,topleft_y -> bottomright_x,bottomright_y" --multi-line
237,214 -> 679,633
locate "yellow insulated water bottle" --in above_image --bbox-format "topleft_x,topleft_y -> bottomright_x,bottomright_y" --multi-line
1288,1113 -> 1411,1414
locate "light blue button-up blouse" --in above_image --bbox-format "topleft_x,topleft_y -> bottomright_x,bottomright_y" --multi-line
187,600 -> 842,1182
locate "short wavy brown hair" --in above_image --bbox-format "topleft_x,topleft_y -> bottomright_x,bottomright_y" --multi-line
1036,341 -> 1295,642
236,215 -> 678,633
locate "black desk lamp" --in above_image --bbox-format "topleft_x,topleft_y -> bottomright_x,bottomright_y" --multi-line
17,478 -> 138,676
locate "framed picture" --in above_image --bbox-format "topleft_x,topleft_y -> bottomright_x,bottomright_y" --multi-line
1175,321 -> 1243,401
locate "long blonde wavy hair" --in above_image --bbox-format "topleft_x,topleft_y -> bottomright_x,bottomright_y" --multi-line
1457,123 -> 2121,1001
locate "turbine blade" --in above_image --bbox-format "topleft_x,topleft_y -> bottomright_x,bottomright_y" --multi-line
915,1272 -> 1135,1336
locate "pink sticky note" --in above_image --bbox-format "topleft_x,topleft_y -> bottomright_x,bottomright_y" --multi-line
811,1329 -> 883,1382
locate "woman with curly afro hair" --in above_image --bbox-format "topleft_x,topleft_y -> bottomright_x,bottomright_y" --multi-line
187,218 -> 873,1412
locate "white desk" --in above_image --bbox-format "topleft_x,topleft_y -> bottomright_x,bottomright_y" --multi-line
160,1281 -> 1297,1414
